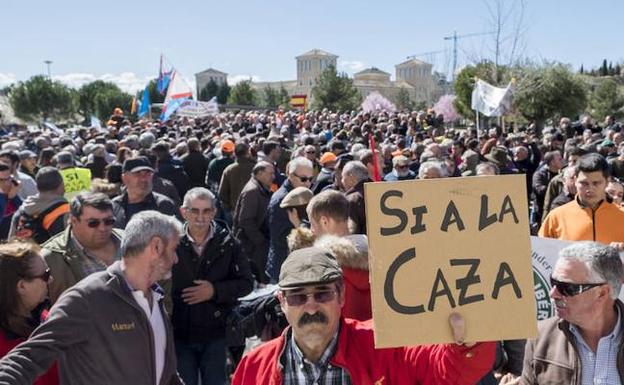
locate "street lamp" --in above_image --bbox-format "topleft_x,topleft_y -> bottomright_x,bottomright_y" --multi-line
43,60 -> 53,79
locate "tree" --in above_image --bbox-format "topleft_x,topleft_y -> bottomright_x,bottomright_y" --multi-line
311,65 -> 361,111
199,79 -> 219,102
8,75 -> 76,122
228,80 -> 256,106
514,63 -> 588,133
216,81 -> 230,104
261,85 -> 280,108
600,59 -> 608,76
589,79 -> 624,120
278,86 -> 290,109
394,88 -> 415,111
78,80 -> 133,121
616,64 -> 622,76
579,64 -> 584,74
362,92 -> 396,113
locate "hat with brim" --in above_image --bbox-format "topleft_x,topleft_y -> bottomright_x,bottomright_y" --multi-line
280,187 -> 314,209
279,247 -> 342,288
484,147 -> 511,167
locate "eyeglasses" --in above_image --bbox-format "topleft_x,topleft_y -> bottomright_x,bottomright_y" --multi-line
85,217 -> 116,228
293,174 -> 313,183
187,207 -> 214,216
550,276 -> 606,297
305,151 -> 316,155
282,289 -> 337,306
23,268 -> 52,283
396,165 -> 409,170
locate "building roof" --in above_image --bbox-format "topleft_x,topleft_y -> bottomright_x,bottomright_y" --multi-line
354,67 -> 391,76
395,58 -> 432,68
296,49 -> 338,59
195,68 -> 228,76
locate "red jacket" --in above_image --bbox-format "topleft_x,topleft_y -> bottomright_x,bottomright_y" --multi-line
0,328 -> 59,385
342,267 -> 372,321
232,318 -> 496,385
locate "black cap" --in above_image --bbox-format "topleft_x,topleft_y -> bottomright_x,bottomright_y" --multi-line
122,157 -> 154,173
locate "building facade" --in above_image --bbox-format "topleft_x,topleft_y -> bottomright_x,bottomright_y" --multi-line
194,68 -> 228,96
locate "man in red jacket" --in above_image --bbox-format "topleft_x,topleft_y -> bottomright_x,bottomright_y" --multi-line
232,247 -> 496,385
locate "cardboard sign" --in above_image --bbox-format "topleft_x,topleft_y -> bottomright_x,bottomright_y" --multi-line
531,236 -> 624,321
365,175 -> 537,347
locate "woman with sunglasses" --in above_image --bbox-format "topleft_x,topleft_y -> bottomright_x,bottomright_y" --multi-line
0,241 -> 58,385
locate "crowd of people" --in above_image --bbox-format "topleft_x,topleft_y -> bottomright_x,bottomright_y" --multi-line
0,106 -> 622,384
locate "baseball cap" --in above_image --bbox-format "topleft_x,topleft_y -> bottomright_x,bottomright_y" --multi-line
122,157 -> 154,173
319,152 -> 337,165
56,151 -> 74,166
221,140 -> 235,153
19,150 -> 37,161
278,247 -> 342,288
280,187 -> 314,209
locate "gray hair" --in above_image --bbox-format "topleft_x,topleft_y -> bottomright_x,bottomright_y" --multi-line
419,161 -> 446,179
182,187 -> 215,208
558,242 -> 623,299
287,156 -> 313,174
476,162 -> 500,176
342,160 -> 369,182
120,211 -> 183,258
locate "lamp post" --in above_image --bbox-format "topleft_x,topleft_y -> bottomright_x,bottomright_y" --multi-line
43,60 -> 53,79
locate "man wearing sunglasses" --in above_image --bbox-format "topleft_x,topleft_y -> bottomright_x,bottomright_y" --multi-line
233,247 -> 496,385
266,157 -> 314,283
42,192 -> 124,303
514,242 -> 624,385
383,155 -> 416,182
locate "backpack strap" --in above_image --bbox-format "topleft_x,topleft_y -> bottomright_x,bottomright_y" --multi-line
42,203 -> 70,231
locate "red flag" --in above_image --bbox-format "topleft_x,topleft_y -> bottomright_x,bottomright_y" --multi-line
369,134 -> 381,182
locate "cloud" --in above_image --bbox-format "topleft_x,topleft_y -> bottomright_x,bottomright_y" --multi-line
227,74 -> 262,85
338,60 -> 366,73
0,73 -> 17,88
52,72 -> 153,94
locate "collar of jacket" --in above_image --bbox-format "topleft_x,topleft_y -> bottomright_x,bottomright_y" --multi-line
180,220 -> 229,249
346,178 -> 371,194
46,226 -> 124,255
575,195 -> 612,210
252,178 -> 272,195
105,260 -> 165,301
120,190 -> 157,207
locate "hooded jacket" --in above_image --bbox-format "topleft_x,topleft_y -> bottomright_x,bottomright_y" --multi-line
8,192 -> 68,242
232,318 -> 496,385
337,235 -> 372,321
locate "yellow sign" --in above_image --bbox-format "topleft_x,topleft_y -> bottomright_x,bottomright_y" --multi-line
60,167 -> 92,201
364,175 -> 537,347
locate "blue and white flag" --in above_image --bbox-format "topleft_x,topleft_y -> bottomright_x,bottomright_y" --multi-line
138,86 -> 150,118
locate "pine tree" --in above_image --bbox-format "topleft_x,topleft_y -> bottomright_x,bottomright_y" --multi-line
600,59 -> 608,76
199,79 -> 219,102
580,64 -> 584,74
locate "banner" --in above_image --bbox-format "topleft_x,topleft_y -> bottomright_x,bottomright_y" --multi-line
290,94 -> 307,109
365,175 -> 537,347
530,236 -> 624,320
471,79 -> 514,117
175,97 -> 219,118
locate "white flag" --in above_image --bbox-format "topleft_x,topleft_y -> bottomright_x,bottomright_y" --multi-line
164,71 -> 193,104
471,79 -> 514,117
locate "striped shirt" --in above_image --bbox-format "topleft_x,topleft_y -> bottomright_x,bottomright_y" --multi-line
569,307 -> 622,385
281,328 -> 351,385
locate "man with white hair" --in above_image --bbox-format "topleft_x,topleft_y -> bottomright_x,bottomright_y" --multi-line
266,157 -> 314,283
512,242 -> 624,384
383,155 -> 416,181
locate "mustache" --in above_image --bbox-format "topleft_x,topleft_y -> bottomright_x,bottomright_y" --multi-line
298,312 -> 328,327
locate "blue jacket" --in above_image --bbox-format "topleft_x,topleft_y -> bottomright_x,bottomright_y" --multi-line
265,179 -> 294,282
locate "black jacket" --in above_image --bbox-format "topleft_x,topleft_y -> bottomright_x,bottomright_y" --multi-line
171,221 -> 253,343
181,151 -> 209,188
112,190 -> 179,229
157,156 -> 191,199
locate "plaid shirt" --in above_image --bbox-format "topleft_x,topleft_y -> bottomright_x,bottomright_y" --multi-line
71,234 -> 121,277
281,328 -> 352,385
569,307 -> 622,385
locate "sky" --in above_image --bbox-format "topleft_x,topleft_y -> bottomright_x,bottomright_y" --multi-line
1,0 -> 622,94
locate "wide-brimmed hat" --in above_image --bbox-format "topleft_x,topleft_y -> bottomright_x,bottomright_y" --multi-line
484,146 -> 511,167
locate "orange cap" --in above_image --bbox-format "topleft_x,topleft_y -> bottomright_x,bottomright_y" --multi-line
319,152 -> 337,165
221,140 -> 235,153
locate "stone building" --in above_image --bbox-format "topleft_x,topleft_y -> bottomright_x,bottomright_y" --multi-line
194,68 -> 228,96
199,49 -> 440,106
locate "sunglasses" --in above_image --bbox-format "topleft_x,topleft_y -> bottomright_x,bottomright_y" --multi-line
293,174 -> 313,183
23,268 -> 52,283
283,289 -> 337,306
86,217 -> 116,228
550,276 -> 605,297
397,165 -> 409,170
